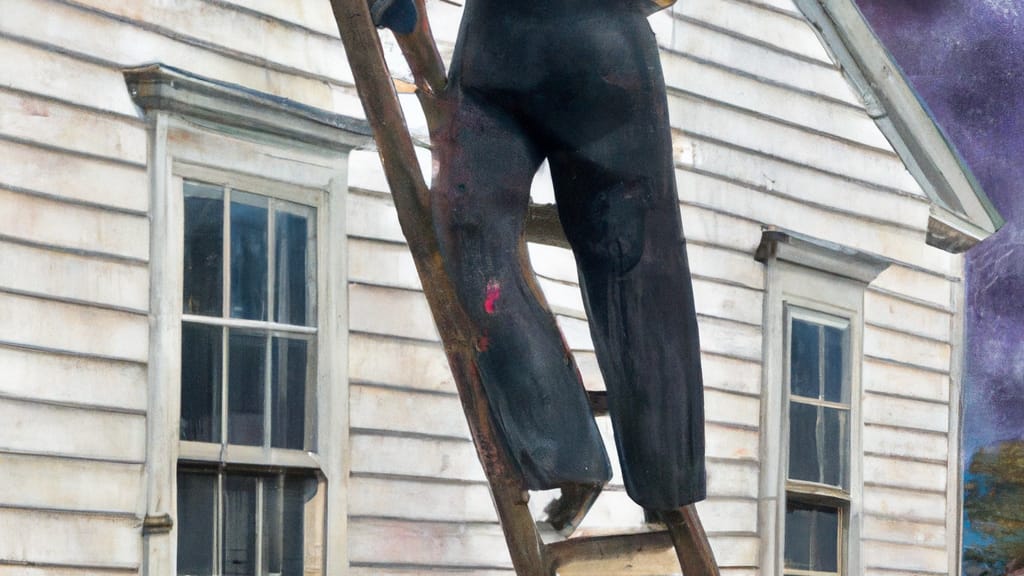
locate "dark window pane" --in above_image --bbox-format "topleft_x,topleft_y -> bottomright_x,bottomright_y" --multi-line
181,324 -> 222,442
784,500 -> 839,572
823,407 -> 849,489
230,193 -> 268,321
177,471 -> 216,576
223,475 -> 258,576
183,182 -> 224,317
788,402 -> 821,483
271,338 -> 310,450
263,475 -> 284,576
283,475 -> 319,576
824,326 -> 846,403
274,210 -> 313,326
228,331 -> 266,446
790,319 -> 820,399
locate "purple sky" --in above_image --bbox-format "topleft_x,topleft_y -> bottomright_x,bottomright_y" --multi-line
853,1 -> 1024,459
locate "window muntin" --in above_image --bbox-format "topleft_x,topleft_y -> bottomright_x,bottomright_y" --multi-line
784,308 -> 851,576
179,179 -> 322,576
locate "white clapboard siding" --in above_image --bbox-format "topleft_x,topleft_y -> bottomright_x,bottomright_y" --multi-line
0,90 -> 146,166
706,459 -> 760,499
349,283 -> 439,342
702,354 -> 762,397
863,326 -> 951,373
675,0 -> 833,64
349,333 -> 453,393
669,94 -> 921,196
0,399 -> 146,462
0,292 -> 148,362
350,477 -> 498,524
862,357 -> 950,404
0,567 -> 139,576
675,133 -> 930,228
873,265 -> 954,310
349,518 -> 513,569
862,394 -> 949,434
216,0 -> 340,38
0,141 -> 149,215
0,346 -> 146,412
665,18 -> 861,106
705,389 -> 761,429
865,291 -> 952,342
863,486 -> 947,523
350,384 -> 469,440
0,453 -> 142,514
0,509 -> 140,570
863,425 -> 948,463
679,204 -> 764,255
0,38 -> 138,117
347,191 -> 405,244
863,455 -> 947,493
1,0 -> 339,109
662,52 -> 890,151
694,498 -> 759,534
349,433 -> 486,483
862,515 -> 946,548
0,240 -> 150,313
688,243 -> 765,290
62,0 -> 351,84
705,423 -> 759,462
679,170 -> 955,275
349,237 -> 422,291
348,565 -> 512,569
862,540 -> 947,573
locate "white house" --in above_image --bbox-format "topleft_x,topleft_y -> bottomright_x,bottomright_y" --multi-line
0,0 -> 1000,575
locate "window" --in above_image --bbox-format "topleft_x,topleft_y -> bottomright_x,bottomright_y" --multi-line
124,64 -> 369,576
177,180 -> 324,576
755,229 -> 889,576
783,310 -> 850,576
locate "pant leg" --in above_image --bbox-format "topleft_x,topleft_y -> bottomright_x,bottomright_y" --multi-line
542,16 -> 706,511
432,90 -> 612,489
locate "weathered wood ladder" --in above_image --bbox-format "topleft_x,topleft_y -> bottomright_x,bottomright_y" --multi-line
330,1 -> 721,573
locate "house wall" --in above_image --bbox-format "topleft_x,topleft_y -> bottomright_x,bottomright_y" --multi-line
0,0 -> 961,575
0,0 -> 354,573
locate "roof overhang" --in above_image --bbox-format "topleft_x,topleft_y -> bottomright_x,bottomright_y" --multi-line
793,0 -> 1004,253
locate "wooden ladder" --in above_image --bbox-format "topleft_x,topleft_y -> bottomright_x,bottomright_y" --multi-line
329,1 -> 721,573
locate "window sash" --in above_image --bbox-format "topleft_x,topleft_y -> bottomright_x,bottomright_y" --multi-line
181,179 -> 320,460
177,467 -> 326,576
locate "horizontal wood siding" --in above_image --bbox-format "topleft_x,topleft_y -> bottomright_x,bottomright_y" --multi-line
0,0 -> 358,572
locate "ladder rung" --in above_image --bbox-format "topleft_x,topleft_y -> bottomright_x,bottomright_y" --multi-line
587,390 -> 608,416
546,530 -> 677,574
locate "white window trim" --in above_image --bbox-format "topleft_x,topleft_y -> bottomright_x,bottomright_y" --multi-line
125,64 -> 371,576
756,229 -> 890,576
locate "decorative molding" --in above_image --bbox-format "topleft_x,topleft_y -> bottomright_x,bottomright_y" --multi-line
755,228 -> 891,284
791,0 -> 1003,253
123,64 -> 372,153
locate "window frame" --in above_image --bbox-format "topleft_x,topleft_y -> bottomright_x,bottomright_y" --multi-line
126,64 -> 370,576
756,230 -> 890,576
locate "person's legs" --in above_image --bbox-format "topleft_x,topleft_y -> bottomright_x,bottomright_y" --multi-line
432,90 -> 612,489
542,14 -> 706,512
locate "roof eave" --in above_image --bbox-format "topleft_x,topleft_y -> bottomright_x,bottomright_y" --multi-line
793,0 -> 1004,253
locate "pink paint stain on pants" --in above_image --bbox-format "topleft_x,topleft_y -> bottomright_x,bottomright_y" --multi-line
484,280 -> 501,314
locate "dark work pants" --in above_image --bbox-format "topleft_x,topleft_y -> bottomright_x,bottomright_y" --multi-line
433,0 -> 706,510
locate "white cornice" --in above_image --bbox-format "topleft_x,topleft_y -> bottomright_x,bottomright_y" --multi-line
793,0 -> 1004,253
123,63 -> 372,153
